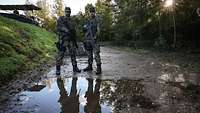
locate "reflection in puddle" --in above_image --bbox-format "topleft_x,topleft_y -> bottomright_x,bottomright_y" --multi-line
57,77 -> 79,113
84,78 -> 102,113
28,85 -> 46,92
5,77 -> 111,113
3,76 -> 200,113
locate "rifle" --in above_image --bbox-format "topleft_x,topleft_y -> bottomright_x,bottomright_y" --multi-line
71,38 -> 78,49
69,30 -> 79,49
56,18 -> 79,49
55,35 -> 65,51
86,21 -> 96,48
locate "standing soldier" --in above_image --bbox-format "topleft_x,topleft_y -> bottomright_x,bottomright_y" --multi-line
83,6 -> 102,74
56,7 -> 81,75
84,78 -> 102,113
57,77 -> 79,113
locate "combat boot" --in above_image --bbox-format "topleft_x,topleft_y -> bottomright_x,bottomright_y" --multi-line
83,64 -> 93,71
56,65 -> 61,75
73,65 -> 81,73
96,65 -> 102,74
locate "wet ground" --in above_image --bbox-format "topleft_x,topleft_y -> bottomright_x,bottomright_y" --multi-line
0,47 -> 200,113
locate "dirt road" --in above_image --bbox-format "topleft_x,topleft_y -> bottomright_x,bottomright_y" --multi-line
0,47 -> 200,113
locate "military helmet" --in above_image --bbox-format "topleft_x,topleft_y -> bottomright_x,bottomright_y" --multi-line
65,7 -> 71,12
89,6 -> 95,13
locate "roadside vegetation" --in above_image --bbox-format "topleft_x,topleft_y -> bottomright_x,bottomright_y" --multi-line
0,16 -> 57,83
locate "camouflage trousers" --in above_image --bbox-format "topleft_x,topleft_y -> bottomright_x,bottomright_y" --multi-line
56,41 -> 77,67
85,41 -> 101,66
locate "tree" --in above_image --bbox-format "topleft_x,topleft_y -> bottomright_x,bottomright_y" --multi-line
54,0 -> 64,17
95,0 -> 113,41
112,0 -> 200,49
71,12 -> 86,41
33,0 -> 56,31
24,0 -> 33,17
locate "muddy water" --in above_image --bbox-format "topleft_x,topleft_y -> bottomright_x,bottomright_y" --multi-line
3,76 -> 111,113
2,74 -> 200,113
1,47 -> 200,113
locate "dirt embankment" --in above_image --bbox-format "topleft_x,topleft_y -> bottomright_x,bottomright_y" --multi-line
0,16 -> 57,83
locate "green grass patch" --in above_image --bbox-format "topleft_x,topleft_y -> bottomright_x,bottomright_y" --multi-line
0,16 -> 57,82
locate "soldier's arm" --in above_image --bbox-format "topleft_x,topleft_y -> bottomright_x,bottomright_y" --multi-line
71,26 -> 78,48
97,23 -> 100,37
56,17 -> 69,35
56,17 -> 62,35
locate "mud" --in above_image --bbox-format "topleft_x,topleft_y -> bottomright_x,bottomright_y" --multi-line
0,47 -> 200,113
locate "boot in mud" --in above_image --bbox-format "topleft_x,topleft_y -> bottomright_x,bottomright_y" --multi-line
73,65 -> 81,73
96,65 -> 102,75
56,65 -> 61,75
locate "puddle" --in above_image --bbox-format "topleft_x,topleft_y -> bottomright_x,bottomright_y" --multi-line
3,77 -> 112,113
2,74 -> 200,113
1,47 -> 200,113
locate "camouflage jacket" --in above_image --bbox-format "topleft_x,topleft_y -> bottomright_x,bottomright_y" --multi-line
84,16 -> 100,41
56,16 -> 76,41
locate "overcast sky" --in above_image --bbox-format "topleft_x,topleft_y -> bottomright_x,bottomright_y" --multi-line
0,0 -> 97,15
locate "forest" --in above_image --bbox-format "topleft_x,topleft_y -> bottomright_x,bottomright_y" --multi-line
1,0 -> 200,112
27,0 -> 200,51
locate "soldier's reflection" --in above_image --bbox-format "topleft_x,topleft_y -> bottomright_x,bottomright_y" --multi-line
57,77 -> 79,113
84,78 -> 102,113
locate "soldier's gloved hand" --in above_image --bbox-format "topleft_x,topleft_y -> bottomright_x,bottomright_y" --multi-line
94,36 -> 97,40
94,36 -> 98,43
83,25 -> 87,32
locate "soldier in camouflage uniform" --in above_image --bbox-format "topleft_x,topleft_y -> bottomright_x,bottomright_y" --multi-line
56,7 -> 81,75
83,6 -> 102,74
57,77 -> 79,113
84,78 -> 102,113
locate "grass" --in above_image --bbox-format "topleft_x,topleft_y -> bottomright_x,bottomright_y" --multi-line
0,16 -> 57,82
